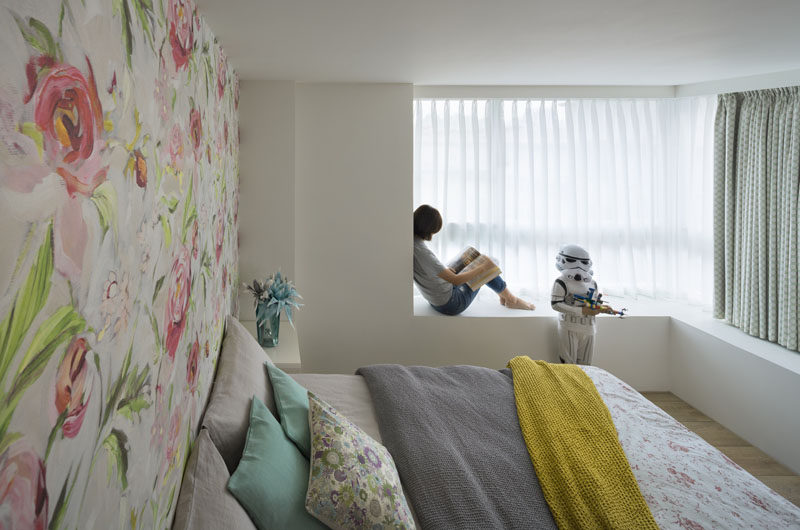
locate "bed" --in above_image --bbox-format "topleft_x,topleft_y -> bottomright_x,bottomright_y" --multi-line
172,316 -> 800,529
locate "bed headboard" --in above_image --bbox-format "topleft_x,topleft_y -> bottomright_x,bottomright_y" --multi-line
0,0 -> 238,526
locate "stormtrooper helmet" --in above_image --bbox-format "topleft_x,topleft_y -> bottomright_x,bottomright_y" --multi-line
555,244 -> 594,283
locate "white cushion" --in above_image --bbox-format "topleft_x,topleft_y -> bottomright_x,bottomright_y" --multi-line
202,316 -> 276,472
172,429 -> 255,530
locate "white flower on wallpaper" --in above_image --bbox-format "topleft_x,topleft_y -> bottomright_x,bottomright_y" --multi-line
0,0 -> 239,527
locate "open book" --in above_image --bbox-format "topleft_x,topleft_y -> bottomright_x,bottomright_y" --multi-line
447,246 -> 502,291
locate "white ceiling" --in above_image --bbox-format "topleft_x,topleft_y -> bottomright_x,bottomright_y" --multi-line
197,0 -> 800,85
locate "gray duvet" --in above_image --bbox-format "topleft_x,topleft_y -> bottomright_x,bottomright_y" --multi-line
356,364 -> 557,530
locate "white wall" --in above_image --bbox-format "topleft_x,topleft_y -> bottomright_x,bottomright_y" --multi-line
237,81 -> 296,317
670,320 -> 800,474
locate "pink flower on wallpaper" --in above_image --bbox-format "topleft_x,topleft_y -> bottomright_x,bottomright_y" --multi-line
214,212 -> 224,263
168,0 -> 194,71
165,406 -> 183,464
189,108 -> 202,160
0,440 -> 48,530
164,247 -> 192,360
11,56 -> 110,282
217,53 -> 227,99
154,54 -> 171,121
53,337 -> 92,438
168,123 -> 184,171
31,57 -> 107,198
186,338 -> 199,393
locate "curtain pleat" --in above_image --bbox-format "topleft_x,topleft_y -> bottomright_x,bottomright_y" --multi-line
713,87 -> 800,351
413,96 -> 717,304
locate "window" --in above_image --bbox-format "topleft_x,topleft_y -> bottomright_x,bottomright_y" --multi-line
414,97 -> 717,304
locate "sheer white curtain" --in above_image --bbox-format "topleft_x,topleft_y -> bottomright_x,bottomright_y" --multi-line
414,97 -> 717,304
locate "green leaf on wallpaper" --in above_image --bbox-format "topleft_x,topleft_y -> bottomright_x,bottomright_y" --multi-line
9,305 -> 86,405
117,396 -> 150,421
48,462 -> 80,530
160,214 -> 172,248
181,206 -> 196,245
113,0 -> 134,68
203,56 -> 212,98
0,223 -> 54,392
103,429 -> 130,490
148,310 -> 162,353
58,2 -> 65,37
131,0 -> 155,50
149,499 -> 158,528
28,17 -> 58,59
20,122 -> 44,159
91,181 -> 118,238
102,341 -> 133,429
13,15 -> 58,59
160,195 -> 179,213
180,176 -> 195,243
152,275 -> 166,304
57,0 -> 74,39
45,409 -> 68,460
0,432 -> 23,457
117,364 -> 151,422
164,483 -> 177,521
93,351 -> 101,376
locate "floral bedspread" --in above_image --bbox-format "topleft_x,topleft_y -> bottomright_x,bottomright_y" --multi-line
583,366 -> 800,529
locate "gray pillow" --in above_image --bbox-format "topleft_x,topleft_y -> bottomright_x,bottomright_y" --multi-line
172,429 -> 256,530
202,315 -> 276,472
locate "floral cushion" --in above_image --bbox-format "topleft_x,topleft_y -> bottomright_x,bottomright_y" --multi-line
305,393 -> 415,529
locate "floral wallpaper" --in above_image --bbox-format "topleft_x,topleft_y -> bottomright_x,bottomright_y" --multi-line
0,0 -> 239,527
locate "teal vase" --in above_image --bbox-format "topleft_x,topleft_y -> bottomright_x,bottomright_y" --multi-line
256,308 -> 281,348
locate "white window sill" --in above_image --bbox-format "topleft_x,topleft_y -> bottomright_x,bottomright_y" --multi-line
413,294 -> 800,376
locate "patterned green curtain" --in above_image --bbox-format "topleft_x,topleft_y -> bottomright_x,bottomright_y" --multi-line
713,87 -> 800,351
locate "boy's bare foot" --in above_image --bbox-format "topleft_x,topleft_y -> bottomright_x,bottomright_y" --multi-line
500,298 -> 507,306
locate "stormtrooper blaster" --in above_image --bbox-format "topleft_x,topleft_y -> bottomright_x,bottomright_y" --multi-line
570,290 -> 627,318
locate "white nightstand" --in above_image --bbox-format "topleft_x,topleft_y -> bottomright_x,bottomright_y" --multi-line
242,320 -> 303,373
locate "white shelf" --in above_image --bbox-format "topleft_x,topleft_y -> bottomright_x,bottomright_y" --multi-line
241,320 -> 302,373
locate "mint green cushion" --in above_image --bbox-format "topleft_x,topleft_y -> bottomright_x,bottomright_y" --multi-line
227,397 -> 325,530
266,362 -> 311,457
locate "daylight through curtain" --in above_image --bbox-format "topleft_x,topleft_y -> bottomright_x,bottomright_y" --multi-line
414,97 -> 717,304
714,87 -> 800,351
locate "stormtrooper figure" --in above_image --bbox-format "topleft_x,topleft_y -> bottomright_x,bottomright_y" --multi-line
551,244 -> 605,365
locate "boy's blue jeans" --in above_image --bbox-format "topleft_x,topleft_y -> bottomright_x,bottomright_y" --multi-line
431,276 -> 507,316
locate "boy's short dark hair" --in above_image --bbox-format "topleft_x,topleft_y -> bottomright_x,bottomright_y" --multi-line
413,204 -> 442,241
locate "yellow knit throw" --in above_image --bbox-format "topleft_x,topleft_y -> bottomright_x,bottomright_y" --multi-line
507,356 -> 658,530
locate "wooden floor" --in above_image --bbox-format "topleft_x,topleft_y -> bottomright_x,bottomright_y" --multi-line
641,392 -> 800,509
